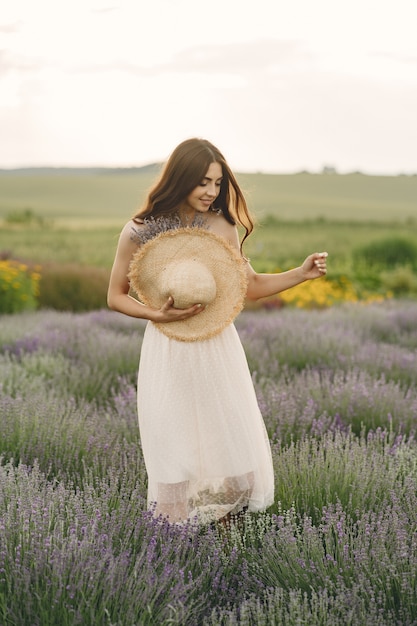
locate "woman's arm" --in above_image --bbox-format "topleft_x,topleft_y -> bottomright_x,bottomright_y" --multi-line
107,221 -> 204,322
245,252 -> 328,301
223,222 -> 328,301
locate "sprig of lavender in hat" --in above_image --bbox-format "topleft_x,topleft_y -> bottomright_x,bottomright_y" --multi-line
130,212 -> 209,246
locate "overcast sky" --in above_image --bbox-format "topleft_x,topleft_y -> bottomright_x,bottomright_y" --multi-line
1,0 -> 417,173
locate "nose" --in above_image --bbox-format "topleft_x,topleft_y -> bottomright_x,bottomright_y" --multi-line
206,183 -> 217,198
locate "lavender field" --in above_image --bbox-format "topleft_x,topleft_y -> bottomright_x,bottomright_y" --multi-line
1,301 -> 417,625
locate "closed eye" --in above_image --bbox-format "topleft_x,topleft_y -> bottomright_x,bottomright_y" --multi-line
200,178 -> 223,187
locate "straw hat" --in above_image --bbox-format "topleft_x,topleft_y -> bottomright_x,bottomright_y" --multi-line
128,227 -> 248,342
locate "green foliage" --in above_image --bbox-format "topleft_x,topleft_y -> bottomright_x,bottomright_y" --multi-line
351,237 -> 417,295
350,260 -> 384,291
1,170 -> 417,307
38,263 -> 110,311
0,259 -> 40,313
354,236 -> 417,270
0,227 -> 120,268
4,208 -> 48,227
381,265 -> 417,295
270,429 -> 415,521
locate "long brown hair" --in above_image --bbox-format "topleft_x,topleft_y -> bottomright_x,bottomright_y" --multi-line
133,138 -> 254,249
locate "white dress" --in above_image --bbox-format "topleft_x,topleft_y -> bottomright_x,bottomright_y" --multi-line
137,321 -> 274,524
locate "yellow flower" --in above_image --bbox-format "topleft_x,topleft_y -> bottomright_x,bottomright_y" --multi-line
274,274 -> 391,309
0,259 -> 41,313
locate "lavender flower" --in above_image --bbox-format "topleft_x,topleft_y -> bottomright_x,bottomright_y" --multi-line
1,301 -> 417,624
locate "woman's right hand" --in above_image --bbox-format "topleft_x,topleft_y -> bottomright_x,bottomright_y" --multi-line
153,297 -> 205,323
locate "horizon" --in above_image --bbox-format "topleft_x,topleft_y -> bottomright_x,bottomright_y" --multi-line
0,163 -> 416,177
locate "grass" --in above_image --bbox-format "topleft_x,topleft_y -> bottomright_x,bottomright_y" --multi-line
1,170 -> 417,224
1,220 -> 417,275
1,169 -> 416,276
1,302 -> 417,624
0,171 -> 158,226
238,171 -> 417,222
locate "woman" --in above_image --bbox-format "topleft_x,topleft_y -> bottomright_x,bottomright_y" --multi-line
107,138 -> 327,525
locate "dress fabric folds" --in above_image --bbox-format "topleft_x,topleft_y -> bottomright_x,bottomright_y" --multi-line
137,321 -> 274,523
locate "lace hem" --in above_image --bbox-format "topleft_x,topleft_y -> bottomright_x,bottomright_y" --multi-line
151,471 -> 255,524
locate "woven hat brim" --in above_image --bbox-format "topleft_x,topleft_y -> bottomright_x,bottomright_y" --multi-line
128,228 -> 248,342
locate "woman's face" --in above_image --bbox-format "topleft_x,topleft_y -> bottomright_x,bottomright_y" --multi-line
180,161 -> 223,215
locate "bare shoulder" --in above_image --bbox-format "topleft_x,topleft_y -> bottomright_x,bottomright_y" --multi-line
206,211 -> 239,248
117,220 -> 144,251
120,218 -> 143,237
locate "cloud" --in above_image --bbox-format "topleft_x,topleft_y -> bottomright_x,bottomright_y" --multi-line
371,51 -> 417,66
214,67 -> 417,173
90,5 -> 118,14
59,39 -> 314,79
0,50 -> 43,75
169,39 -> 313,75
0,22 -> 22,34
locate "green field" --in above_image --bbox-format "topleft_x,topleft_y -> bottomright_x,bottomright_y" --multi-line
1,169 -> 416,271
1,169 -> 417,224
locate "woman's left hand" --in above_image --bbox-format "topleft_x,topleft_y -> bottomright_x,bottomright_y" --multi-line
301,252 -> 328,279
